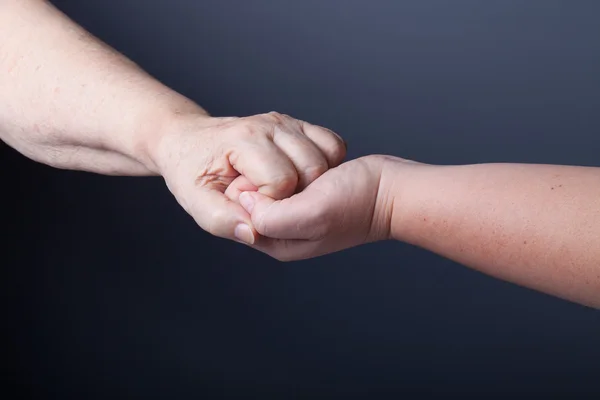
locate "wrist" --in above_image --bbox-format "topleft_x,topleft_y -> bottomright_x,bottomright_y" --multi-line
130,101 -> 212,175
360,154 -> 409,242
378,156 -> 432,243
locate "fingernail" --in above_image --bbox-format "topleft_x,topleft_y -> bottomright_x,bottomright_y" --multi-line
234,223 -> 255,245
239,192 -> 255,214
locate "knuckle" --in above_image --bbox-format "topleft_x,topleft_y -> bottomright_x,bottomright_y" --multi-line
329,139 -> 347,162
303,162 -> 329,183
265,111 -> 284,122
265,111 -> 295,127
271,173 -> 298,194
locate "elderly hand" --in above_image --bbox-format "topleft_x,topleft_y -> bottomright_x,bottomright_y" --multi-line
147,112 -> 346,244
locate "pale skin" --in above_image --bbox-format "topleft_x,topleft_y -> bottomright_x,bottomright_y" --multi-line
0,0 -> 346,244
2,1 -> 599,309
238,157 -> 600,309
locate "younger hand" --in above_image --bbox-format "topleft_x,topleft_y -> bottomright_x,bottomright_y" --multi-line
237,155 -> 398,261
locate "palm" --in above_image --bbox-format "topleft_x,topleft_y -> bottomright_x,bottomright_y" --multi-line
242,156 -> 389,261
301,157 -> 381,240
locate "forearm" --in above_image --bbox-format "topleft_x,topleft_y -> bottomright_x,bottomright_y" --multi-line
386,160 -> 600,308
0,0 -> 206,175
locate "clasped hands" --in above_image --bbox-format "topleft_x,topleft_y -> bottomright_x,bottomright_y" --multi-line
147,111 -> 410,261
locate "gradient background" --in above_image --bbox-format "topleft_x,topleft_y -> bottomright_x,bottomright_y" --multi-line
3,0 -> 600,398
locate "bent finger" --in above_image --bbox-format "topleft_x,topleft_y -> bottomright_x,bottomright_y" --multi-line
271,123 -> 329,191
299,121 -> 347,168
230,139 -> 298,200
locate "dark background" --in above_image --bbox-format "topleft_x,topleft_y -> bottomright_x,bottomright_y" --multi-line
3,0 -> 600,398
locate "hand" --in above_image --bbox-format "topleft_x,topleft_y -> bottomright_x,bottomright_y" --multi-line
236,155 -> 405,261
147,112 -> 346,244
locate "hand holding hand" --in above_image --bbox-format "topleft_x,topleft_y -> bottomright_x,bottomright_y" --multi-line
236,155 -> 405,261
147,112 -> 346,244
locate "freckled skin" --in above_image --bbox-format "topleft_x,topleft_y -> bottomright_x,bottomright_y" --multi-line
0,0 -> 346,244
3,0 -> 599,309
243,157 -> 600,309
389,162 -> 600,308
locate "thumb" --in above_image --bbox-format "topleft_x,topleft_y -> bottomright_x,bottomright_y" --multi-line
239,190 -> 327,240
190,188 -> 257,245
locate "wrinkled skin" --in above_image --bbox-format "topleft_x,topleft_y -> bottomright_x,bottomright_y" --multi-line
150,111 -> 346,244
